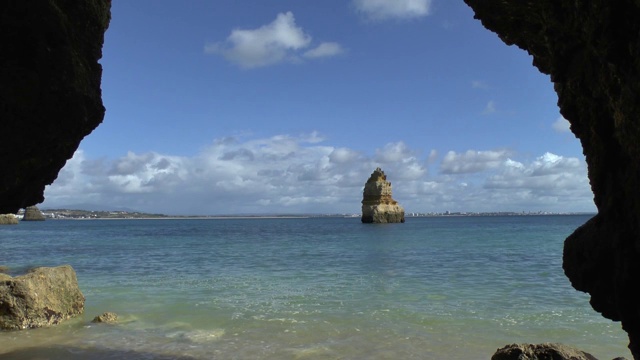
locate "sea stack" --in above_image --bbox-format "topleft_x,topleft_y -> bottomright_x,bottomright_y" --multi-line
361,168 -> 405,224
23,206 -> 45,221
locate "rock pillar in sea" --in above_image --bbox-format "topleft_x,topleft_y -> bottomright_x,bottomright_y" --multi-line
361,168 -> 405,223
22,206 -> 45,221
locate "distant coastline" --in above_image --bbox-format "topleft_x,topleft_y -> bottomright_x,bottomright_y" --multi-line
39,208 -> 595,220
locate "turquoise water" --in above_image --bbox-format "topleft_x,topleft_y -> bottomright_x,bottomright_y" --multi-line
0,216 -> 631,359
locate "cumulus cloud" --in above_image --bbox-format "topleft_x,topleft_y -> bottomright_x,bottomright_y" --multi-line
43,137 -> 594,215
303,42 -> 344,58
205,12 -> 342,68
481,153 -> 593,210
353,0 -> 432,20
440,150 -> 510,174
552,116 -> 571,133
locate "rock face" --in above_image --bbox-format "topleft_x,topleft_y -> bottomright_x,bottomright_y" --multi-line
92,312 -> 118,324
463,1 -> 640,357
491,343 -> 599,360
0,1 -> 111,214
361,168 -> 405,224
22,206 -> 45,221
0,214 -> 18,225
0,265 -> 85,330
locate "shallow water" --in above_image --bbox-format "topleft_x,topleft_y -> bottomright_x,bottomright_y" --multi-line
0,216 -> 631,359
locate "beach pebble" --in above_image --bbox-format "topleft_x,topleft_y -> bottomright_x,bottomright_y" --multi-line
92,312 -> 119,324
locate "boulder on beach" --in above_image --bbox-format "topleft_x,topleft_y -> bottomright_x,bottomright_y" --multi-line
0,265 -> 85,330
491,343 -> 600,360
361,168 -> 405,224
22,206 -> 45,221
92,312 -> 118,324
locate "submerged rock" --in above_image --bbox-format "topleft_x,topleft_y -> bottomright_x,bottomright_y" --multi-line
22,206 -> 45,221
491,343 -> 598,360
361,168 -> 405,224
0,214 -> 18,225
92,312 -> 118,324
0,265 -> 85,330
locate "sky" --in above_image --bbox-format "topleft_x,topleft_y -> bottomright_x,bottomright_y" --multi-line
42,0 -> 595,215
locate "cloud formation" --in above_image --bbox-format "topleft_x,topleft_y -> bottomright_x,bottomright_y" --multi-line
44,134 -> 594,215
353,0 -> 432,20
205,12 -> 342,68
552,116 -> 571,133
483,100 -> 497,114
303,42 -> 344,59
440,150 -> 510,174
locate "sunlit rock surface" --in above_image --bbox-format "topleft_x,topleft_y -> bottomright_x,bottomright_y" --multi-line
22,206 -> 45,221
463,1 -> 640,357
0,0 -> 111,214
361,168 -> 405,224
0,214 -> 18,225
0,265 -> 85,330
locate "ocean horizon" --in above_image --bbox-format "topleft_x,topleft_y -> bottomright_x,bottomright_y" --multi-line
0,215 -> 631,359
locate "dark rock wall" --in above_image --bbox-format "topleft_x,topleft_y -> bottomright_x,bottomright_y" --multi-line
0,0 -> 111,214
463,1 -> 640,357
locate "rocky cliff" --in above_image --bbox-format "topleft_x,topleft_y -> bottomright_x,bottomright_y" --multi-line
361,168 -> 405,223
463,1 -> 640,358
0,1 -> 111,214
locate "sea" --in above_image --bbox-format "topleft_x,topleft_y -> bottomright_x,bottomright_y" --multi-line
0,215 -> 632,359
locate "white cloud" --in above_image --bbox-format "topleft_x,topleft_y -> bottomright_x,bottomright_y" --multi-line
471,80 -> 489,89
482,153 -> 593,210
440,150 -> 510,174
303,42 -> 344,58
353,0 -> 432,20
43,138 -> 595,215
483,100 -> 497,114
205,12 -> 342,68
552,116 -> 571,133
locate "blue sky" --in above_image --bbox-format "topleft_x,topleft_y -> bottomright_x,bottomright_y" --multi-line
43,0 -> 593,215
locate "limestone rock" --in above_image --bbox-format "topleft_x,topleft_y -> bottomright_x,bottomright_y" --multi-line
492,343 -> 598,360
361,168 -> 405,223
92,312 -> 118,324
0,1 -> 111,214
0,214 -> 18,225
22,206 -> 45,221
0,265 -> 85,330
463,1 -> 640,357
